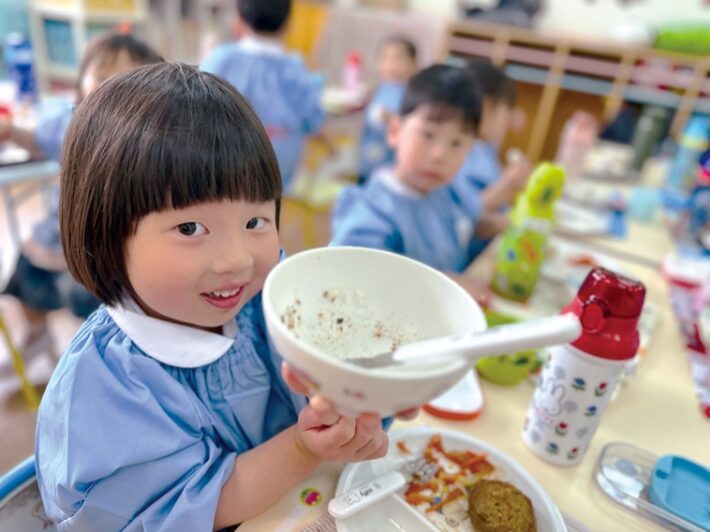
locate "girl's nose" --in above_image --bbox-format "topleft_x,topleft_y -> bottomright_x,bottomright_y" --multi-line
211,244 -> 255,275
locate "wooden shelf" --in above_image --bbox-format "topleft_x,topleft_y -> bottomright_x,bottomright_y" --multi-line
443,19 -> 710,162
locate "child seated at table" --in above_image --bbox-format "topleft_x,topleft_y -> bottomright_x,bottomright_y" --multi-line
0,31 -> 162,366
453,59 -> 531,258
330,64 -> 524,304
358,35 -> 418,183
35,63 -> 415,530
201,0 -> 331,191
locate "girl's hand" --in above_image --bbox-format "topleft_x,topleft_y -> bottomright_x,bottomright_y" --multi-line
282,363 -> 398,462
294,398 -> 389,463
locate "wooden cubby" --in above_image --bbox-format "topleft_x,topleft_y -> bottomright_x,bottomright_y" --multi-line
443,19 -> 710,162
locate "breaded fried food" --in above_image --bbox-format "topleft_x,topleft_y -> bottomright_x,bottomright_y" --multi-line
468,479 -> 537,532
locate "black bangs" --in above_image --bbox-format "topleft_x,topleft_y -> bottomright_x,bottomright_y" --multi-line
419,103 -> 478,134
96,63 -> 281,227
122,66 -> 282,220
400,64 -> 482,134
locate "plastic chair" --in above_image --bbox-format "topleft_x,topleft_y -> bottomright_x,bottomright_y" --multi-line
0,456 -> 55,530
0,313 -> 40,409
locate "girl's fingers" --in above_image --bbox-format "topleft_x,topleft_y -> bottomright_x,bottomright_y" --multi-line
299,401 -> 341,429
337,417 -> 381,456
352,430 -> 388,461
281,362 -> 310,395
309,395 -> 335,414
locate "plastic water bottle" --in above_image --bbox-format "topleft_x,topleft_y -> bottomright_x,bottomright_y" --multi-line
667,114 -> 710,194
342,51 -> 362,95
491,162 -> 566,302
522,268 -> 646,466
629,105 -> 670,174
5,33 -> 37,104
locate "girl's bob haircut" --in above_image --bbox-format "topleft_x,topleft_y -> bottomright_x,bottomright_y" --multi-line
60,62 -> 282,306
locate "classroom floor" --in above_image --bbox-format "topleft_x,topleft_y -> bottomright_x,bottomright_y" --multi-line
0,176 -> 337,475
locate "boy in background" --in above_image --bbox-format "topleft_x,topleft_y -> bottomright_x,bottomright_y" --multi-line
453,59 -> 531,257
331,64 -> 524,304
201,0 -> 329,190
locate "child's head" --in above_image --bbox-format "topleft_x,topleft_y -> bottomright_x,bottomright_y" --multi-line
466,59 -> 518,146
61,63 -> 282,331
236,0 -> 292,36
78,31 -> 163,102
377,36 -> 418,84
388,64 -> 481,194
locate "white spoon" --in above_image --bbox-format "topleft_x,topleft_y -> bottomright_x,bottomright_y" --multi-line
346,314 -> 581,369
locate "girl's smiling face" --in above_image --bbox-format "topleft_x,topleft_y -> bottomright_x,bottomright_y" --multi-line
125,199 -> 280,332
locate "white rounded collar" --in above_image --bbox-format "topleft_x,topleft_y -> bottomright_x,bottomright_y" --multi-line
106,298 -> 238,368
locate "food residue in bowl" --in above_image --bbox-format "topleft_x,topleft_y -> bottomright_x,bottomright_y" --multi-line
279,287 -> 422,361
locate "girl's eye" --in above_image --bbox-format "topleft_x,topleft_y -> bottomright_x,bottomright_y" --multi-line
246,217 -> 267,230
176,222 -> 207,236
422,131 -> 434,140
451,139 -> 462,148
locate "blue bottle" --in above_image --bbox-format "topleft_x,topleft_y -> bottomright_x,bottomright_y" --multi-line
5,33 -> 37,103
667,115 -> 710,194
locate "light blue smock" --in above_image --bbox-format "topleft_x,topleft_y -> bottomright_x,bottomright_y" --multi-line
31,100 -> 73,250
201,38 -> 326,190
451,141 -> 503,260
34,98 -> 73,162
452,140 -> 501,195
330,167 -> 483,273
358,82 -> 404,179
35,294 -> 307,531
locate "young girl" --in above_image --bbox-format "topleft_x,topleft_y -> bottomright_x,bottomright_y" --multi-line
0,31 -> 162,366
35,63 -> 395,530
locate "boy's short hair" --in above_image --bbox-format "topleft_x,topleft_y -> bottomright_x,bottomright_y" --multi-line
466,59 -> 516,106
78,31 -> 163,102
382,35 -> 418,63
400,64 -> 481,134
61,62 -> 282,305
237,0 -> 292,33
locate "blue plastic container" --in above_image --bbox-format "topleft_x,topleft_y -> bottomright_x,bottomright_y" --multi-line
648,455 -> 710,531
4,33 -> 37,102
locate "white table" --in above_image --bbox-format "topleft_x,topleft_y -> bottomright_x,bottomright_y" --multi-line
0,160 -> 60,246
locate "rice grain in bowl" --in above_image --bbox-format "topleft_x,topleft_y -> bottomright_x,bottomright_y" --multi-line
262,247 -> 487,416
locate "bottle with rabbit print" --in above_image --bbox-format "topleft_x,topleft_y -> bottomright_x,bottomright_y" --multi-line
522,268 -> 646,465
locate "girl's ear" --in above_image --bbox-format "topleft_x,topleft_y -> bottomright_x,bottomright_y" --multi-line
387,115 -> 401,149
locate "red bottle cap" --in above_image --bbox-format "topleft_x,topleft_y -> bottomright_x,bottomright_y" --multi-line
346,51 -> 362,66
562,268 -> 646,361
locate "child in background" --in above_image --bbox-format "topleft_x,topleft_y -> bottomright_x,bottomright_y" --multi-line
0,32 -> 162,364
358,35 -> 418,183
452,59 -> 531,257
331,65 -> 523,304
36,63 -> 407,530
201,0 -> 328,191
454,60 -> 530,194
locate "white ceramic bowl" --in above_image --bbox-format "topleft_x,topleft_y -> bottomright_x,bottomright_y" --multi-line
262,247 -> 486,416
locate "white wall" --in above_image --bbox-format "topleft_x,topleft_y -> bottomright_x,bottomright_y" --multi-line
536,0 -> 710,38
407,0 -> 458,16
404,0 -> 710,39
